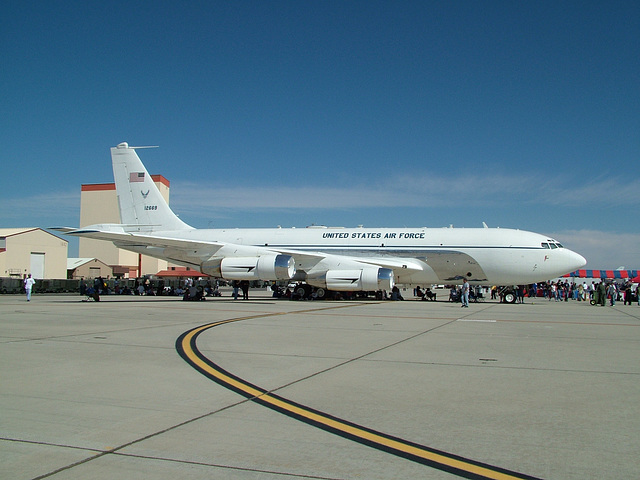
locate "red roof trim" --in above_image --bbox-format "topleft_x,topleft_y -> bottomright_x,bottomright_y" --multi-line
82,183 -> 114,191
81,175 -> 170,191
151,175 -> 170,187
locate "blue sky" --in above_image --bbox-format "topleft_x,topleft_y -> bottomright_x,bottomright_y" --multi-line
2,1 -> 638,269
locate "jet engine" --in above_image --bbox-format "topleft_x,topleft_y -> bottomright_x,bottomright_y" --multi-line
308,267 -> 394,291
201,254 -> 295,281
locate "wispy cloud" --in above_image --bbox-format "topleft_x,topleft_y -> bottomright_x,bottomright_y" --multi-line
169,173 -> 640,212
550,229 -> 640,270
0,191 -> 80,224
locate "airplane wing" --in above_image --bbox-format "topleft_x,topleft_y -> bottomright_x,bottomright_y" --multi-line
59,227 -> 360,273
53,227 -> 224,251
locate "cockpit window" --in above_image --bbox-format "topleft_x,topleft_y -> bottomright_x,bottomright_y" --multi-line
550,243 -> 558,249
541,243 -> 550,249
555,243 -> 563,248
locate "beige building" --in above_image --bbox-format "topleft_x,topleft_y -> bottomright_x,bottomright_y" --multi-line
79,177 -> 170,277
67,258 -> 113,280
0,228 -> 68,279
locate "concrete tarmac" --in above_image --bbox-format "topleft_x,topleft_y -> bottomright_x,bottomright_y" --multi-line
1,290 -> 639,479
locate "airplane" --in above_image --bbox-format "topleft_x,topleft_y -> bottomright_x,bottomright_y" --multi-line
54,142 -> 586,300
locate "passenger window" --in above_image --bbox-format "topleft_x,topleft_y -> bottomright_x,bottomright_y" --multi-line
541,243 -> 550,249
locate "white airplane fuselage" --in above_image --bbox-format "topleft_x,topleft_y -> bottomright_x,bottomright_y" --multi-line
117,224 -> 584,287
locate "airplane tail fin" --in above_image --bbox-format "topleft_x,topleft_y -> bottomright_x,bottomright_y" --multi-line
111,142 -> 193,232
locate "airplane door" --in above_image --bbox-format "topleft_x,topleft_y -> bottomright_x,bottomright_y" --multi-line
30,252 -> 45,279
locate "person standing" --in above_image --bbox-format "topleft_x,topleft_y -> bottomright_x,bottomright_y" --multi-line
240,280 -> 250,300
597,282 -> 607,306
516,285 -> 525,304
607,283 -> 617,306
624,284 -> 633,305
24,274 -> 36,301
460,279 -> 470,308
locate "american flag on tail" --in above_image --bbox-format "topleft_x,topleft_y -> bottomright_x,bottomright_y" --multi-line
129,172 -> 145,182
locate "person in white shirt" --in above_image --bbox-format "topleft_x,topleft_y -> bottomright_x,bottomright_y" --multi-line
24,274 -> 36,301
460,278 -> 470,307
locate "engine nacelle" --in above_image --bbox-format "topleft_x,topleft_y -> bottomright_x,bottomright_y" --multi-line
309,267 -> 394,291
201,254 -> 295,281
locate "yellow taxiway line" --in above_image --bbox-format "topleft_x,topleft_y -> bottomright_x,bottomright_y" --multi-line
176,312 -> 541,480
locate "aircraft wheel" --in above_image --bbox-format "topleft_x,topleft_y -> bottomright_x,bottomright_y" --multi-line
315,288 -> 326,299
503,291 -> 516,304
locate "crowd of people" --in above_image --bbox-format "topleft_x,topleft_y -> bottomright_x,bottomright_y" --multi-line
485,280 -> 640,305
69,276 -> 639,307
79,276 -> 223,301
420,280 -> 640,306
16,272 -> 638,306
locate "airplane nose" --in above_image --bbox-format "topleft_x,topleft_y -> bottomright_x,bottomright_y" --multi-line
568,249 -> 587,270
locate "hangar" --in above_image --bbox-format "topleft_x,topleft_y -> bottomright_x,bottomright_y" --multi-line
0,228 -> 68,279
67,257 -> 113,280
